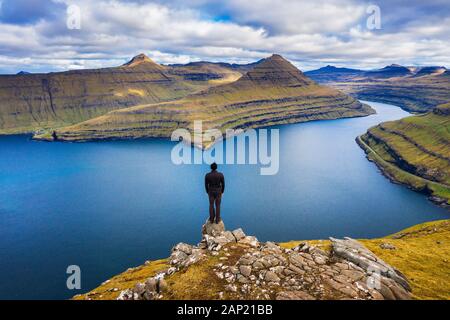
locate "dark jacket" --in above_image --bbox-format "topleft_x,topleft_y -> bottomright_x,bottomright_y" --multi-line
205,170 -> 225,194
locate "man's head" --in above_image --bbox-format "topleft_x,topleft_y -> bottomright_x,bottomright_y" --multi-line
210,162 -> 217,171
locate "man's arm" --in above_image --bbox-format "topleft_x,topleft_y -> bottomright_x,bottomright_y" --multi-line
205,175 -> 209,194
221,174 -> 225,193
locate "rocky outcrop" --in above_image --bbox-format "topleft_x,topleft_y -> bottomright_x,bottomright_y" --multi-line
116,221 -> 412,300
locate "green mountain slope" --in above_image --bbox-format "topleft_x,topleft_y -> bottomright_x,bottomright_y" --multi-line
40,54 -> 374,145
358,103 -> 450,205
0,54 -> 244,134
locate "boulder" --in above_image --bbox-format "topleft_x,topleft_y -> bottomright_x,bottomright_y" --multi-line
239,265 -> 252,277
239,236 -> 259,247
172,242 -> 193,255
232,228 -> 246,241
202,219 -> 225,236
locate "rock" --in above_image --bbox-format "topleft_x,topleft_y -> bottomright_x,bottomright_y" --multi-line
287,264 -> 305,275
232,228 -> 246,240
330,237 -> 411,292
229,266 -> 239,274
144,278 -> 157,292
289,253 -> 307,268
172,242 -> 193,255
276,291 -> 315,300
202,219 -> 225,236
237,274 -> 250,284
157,278 -> 168,293
378,284 -> 396,300
116,289 -> 134,300
379,243 -> 396,250
264,271 -> 280,283
388,283 -> 411,300
169,250 -> 188,265
263,242 -> 282,253
223,231 -> 237,242
340,269 -> 365,282
134,282 -> 146,296
239,257 -> 253,265
239,265 -> 252,277
225,284 -> 237,292
313,256 -> 327,265
239,236 -> 259,247
252,261 -> 265,270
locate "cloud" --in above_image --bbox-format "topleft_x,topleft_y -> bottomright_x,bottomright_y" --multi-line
0,0 -> 64,24
0,0 -> 448,73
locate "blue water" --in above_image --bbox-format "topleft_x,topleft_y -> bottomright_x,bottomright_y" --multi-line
0,101 -> 447,299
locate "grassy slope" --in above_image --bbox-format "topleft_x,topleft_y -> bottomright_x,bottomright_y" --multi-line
74,220 -> 450,300
43,55 -> 374,145
359,103 -> 450,204
0,56 -> 244,135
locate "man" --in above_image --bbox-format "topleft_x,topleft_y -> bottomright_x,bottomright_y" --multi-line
205,162 -> 225,224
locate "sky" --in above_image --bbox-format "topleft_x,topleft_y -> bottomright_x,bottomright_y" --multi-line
0,0 -> 449,74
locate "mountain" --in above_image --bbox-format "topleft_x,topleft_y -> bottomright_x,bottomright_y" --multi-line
40,54 -> 374,145
413,66 -> 447,77
306,64 -> 450,113
0,54 -> 242,134
357,103 -> 450,205
364,64 -> 414,78
73,219 -> 450,300
305,65 -> 364,82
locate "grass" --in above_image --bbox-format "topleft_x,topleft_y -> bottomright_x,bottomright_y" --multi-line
357,103 -> 450,204
282,220 -> 450,300
75,220 -> 450,300
41,55 -> 373,145
72,259 -> 168,300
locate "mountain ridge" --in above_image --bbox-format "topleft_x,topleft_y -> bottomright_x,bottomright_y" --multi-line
305,64 -> 450,113
37,54 -> 374,145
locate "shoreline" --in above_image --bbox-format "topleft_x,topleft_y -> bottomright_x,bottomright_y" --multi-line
356,135 -> 450,209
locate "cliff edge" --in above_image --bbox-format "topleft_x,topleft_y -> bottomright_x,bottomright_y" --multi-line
74,219 -> 450,300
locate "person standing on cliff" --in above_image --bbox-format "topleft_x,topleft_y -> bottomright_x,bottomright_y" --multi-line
205,163 -> 225,224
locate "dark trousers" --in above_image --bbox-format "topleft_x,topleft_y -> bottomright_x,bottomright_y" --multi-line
208,192 -> 222,223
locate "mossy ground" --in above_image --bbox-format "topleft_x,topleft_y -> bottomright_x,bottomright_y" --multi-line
75,220 -> 450,300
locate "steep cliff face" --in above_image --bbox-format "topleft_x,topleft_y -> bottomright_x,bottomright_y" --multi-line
358,103 -> 450,205
43,54 -> 374,145
0,54 -> 244,134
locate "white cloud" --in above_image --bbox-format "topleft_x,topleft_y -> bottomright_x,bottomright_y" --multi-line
0,0 -> 448,73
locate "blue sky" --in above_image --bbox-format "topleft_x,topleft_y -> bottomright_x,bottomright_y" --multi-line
0,0 -> 449,73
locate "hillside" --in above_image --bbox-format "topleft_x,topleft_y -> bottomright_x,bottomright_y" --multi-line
358,103 -> 450,205
37,54 -> 374,145
306,65 -> 450,113
73,219 -> 450,300
0,54 -> 244,134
